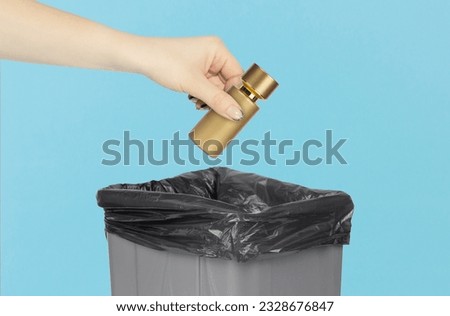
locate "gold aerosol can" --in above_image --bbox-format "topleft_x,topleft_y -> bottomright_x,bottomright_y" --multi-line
189,63 -> 278,157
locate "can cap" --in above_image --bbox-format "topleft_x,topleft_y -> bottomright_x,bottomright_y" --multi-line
242,63 -> 279,99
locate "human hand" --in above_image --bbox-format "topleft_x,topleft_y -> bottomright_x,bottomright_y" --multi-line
128,36 -> 244,121
0,1 -> 243,120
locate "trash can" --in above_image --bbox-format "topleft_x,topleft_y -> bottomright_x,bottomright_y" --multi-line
97,167 -> 354,296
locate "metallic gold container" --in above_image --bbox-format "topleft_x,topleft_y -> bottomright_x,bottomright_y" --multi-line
189,63 -> 278,157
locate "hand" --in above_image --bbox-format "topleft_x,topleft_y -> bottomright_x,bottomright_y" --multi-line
0,1 -> 244,120
132,36 -> 244,121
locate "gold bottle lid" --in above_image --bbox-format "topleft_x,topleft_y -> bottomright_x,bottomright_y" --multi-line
241,63 -> 279,100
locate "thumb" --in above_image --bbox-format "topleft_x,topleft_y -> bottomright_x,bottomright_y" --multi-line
189,76 -> 243,121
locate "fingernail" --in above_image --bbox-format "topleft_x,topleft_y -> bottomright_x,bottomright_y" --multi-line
226,106 -> 244,121
196,102 -> 210,110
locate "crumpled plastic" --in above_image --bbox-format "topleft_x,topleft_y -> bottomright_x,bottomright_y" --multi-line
96,167 -> 354,262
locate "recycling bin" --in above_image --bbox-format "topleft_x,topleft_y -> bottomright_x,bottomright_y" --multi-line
97,167 -> 354,296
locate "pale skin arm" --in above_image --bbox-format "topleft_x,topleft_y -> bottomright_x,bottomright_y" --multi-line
0,0 -> 244,120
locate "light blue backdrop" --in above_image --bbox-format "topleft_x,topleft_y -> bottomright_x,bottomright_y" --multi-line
1,0 -> 449,295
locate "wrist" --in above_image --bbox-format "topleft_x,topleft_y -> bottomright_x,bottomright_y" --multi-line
108,32 -> 157,76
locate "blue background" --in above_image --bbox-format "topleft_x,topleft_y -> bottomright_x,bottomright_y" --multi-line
1,0 -> 449,295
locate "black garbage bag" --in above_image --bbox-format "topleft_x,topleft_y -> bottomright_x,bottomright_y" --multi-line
97,167 -> 354,262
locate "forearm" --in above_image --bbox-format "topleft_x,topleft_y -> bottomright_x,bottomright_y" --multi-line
0,0 -> 143,73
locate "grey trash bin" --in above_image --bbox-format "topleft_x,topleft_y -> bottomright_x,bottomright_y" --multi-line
97,167 -> 354,296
